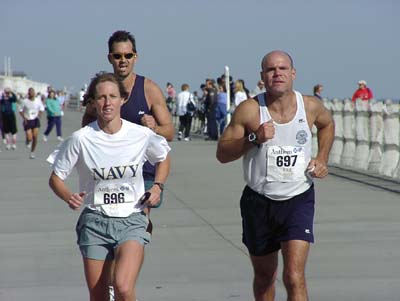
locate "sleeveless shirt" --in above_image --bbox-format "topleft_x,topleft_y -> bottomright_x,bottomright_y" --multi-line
243,91 -> 313,201
120,75 -> 155,180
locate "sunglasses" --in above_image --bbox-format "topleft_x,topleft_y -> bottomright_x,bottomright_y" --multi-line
110,53 -> 136,60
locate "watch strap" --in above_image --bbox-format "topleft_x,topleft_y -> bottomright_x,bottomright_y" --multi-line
153,182 -> 164,191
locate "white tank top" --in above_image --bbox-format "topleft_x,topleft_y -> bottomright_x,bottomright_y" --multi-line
243,91 -> 313,201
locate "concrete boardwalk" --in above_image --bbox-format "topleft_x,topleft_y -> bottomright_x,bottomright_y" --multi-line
1,109 -> 399,301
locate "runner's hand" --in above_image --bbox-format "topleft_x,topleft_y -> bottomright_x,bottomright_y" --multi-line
141,114 -> 157,131
255,120 -> 275,144
66,192 -> 86,211
307,159 -> 328,178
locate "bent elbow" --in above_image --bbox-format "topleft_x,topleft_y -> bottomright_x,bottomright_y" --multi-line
216,151 -> 233,164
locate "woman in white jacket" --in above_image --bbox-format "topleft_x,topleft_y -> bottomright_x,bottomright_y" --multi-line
234,80 -> 248,107
176,83 -> 196,141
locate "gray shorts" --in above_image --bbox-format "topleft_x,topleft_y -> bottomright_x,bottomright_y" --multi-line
76,208 -> 151,260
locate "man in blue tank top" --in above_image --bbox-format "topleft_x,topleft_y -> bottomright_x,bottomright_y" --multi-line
217,50 -> 334,301
83,31 -> 173,219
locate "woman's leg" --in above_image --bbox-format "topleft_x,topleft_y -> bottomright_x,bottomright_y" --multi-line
31,127 -> 39,153
83,257 -> 113,301
44,116 -> 55,136
55,116 -> 62,137
113,241 -> 144,301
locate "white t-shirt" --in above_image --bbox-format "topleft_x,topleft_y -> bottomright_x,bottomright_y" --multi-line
234,91 -> 247,107
176,90 -> 194,116
48,119 -> 170,217
19,97 -> 45,120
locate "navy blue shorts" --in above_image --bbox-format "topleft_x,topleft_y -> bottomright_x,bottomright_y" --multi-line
23,118 -> 40,131
240,185 -> 315,256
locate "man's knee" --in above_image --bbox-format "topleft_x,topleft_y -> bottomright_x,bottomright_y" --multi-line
283,269 -> 306,291
253,265 -> 277,292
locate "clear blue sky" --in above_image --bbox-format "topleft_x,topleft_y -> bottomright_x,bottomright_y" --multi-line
1,0 -> 398,99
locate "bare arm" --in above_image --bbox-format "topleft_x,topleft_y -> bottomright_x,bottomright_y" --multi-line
143,79 -> 174,141
217,100 -> 269,163
143,154 -> 171,207
305,96 -> 335,178
19,111 -> 25,121
315,106 -> 335,164
49,172 -> 85,210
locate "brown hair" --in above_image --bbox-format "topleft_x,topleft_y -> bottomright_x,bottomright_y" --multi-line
83,72 -> 128,105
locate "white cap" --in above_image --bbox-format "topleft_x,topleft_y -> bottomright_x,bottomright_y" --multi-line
358,80 -> 367,85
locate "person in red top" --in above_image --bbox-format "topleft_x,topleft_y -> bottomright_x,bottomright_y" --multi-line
352,80 -> 373,101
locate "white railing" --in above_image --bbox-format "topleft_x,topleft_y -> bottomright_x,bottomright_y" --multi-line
324,98 -> 400,179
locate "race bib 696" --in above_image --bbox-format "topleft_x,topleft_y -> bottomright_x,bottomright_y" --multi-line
93,179 -> 135,205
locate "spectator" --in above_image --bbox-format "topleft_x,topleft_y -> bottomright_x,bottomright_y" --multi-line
234,80 -> 248,107
176,83 -> 195,141
216,84 -> 228,136
204,79 -> 218,141
79,88 -> 86,111
250,80 -> 266,97
0,88 -> 18,150
313,84 -> 323,100
238,79 -> 250,98
166,82 -> 176,112
352,80 -> 373,102
197,84 -> 207,135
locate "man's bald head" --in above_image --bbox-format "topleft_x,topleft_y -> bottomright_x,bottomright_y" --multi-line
261,50 -> 294,71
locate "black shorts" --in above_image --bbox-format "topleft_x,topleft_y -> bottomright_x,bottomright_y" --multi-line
23,118 -> 40,131
2,113 -> 17,134
240,185 -> 315,256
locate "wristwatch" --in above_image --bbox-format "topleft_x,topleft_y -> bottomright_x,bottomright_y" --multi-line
248,132 -> 259,147
153,182 -> 164,191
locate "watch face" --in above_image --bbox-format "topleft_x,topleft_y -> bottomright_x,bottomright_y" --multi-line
248,133 -> 257,142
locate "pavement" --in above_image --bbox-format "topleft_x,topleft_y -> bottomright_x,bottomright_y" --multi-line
0,108 -> 399,301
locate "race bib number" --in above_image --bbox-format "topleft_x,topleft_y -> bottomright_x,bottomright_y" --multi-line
266,146 -> 306,182
94,180 -> 135,206
27,109 -> 38,119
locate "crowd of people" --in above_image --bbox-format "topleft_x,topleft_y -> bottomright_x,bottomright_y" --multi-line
0,86 -> 66,157
167,76 -> 267,142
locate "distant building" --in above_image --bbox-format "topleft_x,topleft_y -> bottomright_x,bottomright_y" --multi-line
0,74 -> 49,96
0,71 -> 27,78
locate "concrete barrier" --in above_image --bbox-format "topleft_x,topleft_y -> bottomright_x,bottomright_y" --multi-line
327,98 -> 400,179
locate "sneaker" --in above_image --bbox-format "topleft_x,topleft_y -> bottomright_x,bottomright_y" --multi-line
26,142 -> 32,149
57,136 -> 64,142
11,144 -> 17,150
184,137 -> 191,141
2,139 -> 6,145
6,144 -> 11,150
29,153 -> 35,159
43,135 -> 48,142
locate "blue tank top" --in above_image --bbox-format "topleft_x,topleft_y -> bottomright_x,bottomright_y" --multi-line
120,75 -> 155,180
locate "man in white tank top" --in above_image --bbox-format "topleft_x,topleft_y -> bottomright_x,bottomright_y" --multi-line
217,50 -> 334,301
